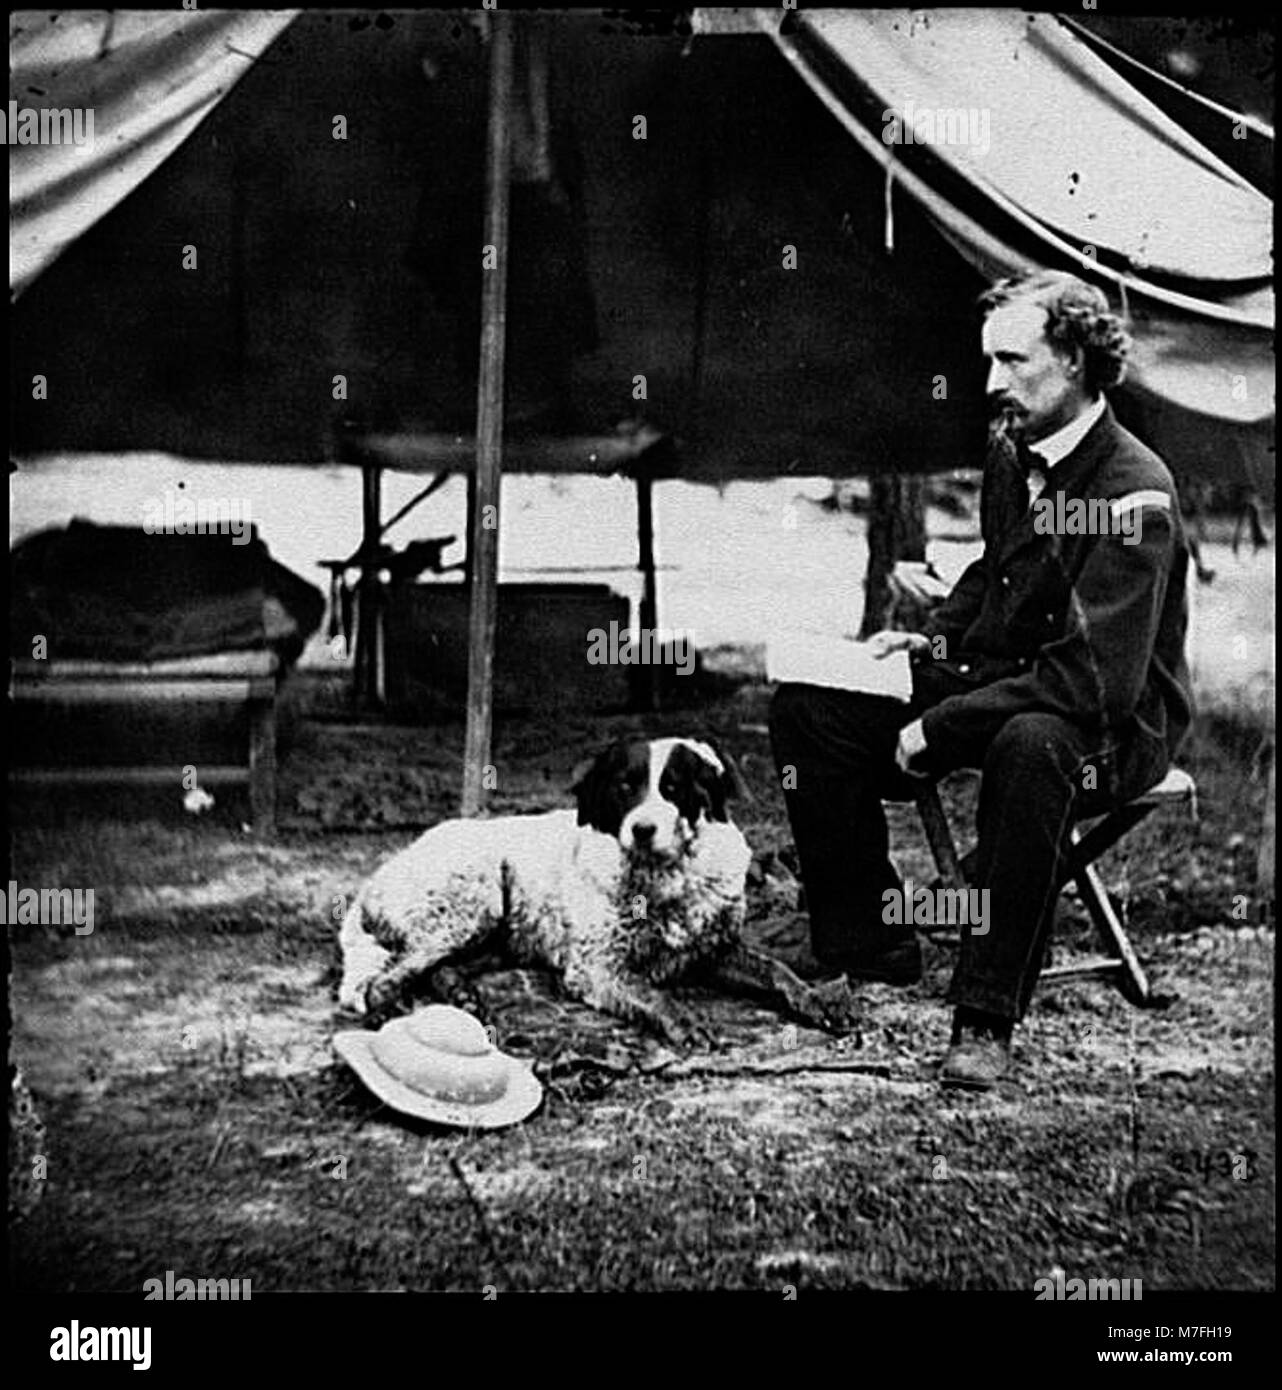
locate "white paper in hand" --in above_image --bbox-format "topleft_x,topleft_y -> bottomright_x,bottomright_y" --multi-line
766,632 -> 913,701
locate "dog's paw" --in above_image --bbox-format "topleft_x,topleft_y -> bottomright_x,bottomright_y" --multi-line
336,982 -> 368,1015
652,1002 -> 718,1052
363,976 -> 410,1027
801,977 -> 864,1037
427,965 -> 486,1019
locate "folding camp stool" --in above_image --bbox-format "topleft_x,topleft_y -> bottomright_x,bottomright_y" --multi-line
913,768 -> 1198,1005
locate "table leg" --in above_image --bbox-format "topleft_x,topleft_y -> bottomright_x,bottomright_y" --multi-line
248,695 -> 277,836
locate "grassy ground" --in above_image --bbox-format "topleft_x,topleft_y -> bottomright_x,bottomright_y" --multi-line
8,661 -> 1274,1292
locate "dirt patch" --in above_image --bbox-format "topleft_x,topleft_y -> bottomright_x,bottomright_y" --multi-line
9,685 -> 1275,1292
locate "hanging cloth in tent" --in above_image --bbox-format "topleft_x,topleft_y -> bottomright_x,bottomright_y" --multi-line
8,9 -> 298,298
404,18 -> 598,425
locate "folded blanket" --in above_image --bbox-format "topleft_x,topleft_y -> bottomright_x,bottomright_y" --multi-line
10,520 -> 324,665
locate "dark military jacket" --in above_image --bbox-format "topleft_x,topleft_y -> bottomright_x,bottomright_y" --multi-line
919,402 -> 1193,776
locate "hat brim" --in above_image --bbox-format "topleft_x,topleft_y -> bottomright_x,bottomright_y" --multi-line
333,1030 -> 543,1129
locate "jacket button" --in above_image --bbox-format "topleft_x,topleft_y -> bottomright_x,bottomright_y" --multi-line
959,663 -> 971,675
1002,576 -> 1011,588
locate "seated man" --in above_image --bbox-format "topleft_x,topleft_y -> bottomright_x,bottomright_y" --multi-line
770,271 -> 1192,1089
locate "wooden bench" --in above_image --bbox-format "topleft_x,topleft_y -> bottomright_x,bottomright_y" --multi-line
914,767 -> 1199,1004
8,650 -> 280,834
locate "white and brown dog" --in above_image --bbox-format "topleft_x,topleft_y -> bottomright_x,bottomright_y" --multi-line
337,736 -> 858,1044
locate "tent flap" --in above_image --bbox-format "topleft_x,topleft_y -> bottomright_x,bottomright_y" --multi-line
8,9 -> 1274,476
773,8 -> 1274,431
9,9 -> 298,297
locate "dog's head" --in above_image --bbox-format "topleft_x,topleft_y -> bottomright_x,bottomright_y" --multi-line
571,736 -> 740,860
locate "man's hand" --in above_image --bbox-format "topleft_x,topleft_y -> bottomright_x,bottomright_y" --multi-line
895,718 -> 930,776
867,630 -> 930,660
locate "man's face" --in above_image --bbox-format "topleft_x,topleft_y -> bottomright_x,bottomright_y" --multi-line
981,299 -> 1084,442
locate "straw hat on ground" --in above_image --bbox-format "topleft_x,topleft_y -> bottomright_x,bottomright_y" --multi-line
334,1004 -> 542,1129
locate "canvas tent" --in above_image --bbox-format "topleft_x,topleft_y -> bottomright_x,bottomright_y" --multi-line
11,8 -> 1273,482
9,7 -> 1275,807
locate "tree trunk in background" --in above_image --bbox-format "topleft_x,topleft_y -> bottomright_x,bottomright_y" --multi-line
859,472 -> 927,638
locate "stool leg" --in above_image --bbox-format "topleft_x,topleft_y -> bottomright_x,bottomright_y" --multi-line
916,781 -> 1153,1005
916,783 -> 966,892
1072,854 -> 1150,1003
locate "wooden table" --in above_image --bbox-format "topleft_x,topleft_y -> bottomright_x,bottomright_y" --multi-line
333,423 -> 678,711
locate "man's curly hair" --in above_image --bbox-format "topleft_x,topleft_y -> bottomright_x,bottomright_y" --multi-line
979,271 -> 1131,394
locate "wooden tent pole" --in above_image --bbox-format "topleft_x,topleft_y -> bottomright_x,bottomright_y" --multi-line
636,470 -> 658,711
461,10 -> 513,817
356,461 -> 382,706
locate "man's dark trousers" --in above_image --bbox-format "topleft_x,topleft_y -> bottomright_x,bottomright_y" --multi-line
769,661 -> 1170,1022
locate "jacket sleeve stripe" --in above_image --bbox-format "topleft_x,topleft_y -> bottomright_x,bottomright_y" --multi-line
1109,490 -> 1171,522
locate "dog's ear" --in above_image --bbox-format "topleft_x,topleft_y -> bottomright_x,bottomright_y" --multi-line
704,738 -> 753,810
675,740 -> 740,824
569,741 -> 623,829
568,751 -> 601,795
568,752 -> 603,827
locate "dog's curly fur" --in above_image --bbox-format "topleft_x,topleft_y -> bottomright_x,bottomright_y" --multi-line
337,737 -> 860,1043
